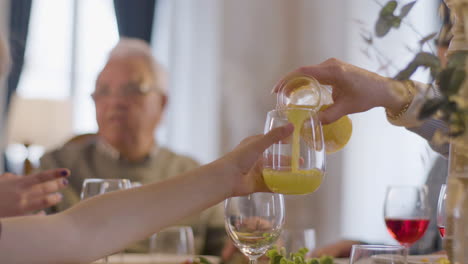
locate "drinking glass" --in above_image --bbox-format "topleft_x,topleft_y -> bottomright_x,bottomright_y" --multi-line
224,193 -> 285,264
276,228 -> 316,255
149,226 -> 195,255
437,184 -> 447,238
349,245 -> 407,264
384,185 -> 430,248
80,178 -> 131,263
262,109 -> 325,195
80,178 -> 132,200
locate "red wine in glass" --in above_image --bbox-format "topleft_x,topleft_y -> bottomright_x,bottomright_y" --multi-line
438,226 -> 445,238
437,185 -> 447,239
385,218 -> 430,246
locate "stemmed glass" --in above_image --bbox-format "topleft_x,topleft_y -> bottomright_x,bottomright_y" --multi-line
276,228 -> 316,255
437,184 -> 447,238
224,193 -> 285,264
81,178 -> 131,263
149,226 -> 195,255
263,109 -> 325,195
384,185 -> 430,248
80,178 -> 132,200
349,245 -> 407,264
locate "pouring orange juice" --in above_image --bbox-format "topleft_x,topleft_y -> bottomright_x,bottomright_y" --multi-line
262,75 -> 352,195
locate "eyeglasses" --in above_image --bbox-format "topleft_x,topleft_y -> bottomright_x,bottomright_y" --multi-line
91,83 -> 158,101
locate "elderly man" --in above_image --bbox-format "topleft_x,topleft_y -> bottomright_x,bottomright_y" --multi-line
39,38 -> 225,255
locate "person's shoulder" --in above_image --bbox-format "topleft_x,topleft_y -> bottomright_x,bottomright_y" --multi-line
156,147 -> 200,168
40,137 -> 98,168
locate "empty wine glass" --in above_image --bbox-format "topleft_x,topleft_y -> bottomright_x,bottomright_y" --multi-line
80,178 -> 132,200
350,245 -> 407,264
437,184 -> 447,238
224,193 -> 285,264
262,109 -> 325,195
149,226 -> 195,255
276,228 -> 316,255
81,178 -> 131,263
384,185 -> 430,248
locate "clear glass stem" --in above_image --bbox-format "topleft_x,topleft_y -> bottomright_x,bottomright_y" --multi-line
249,258 -> 258,264
401,243 -> 411,252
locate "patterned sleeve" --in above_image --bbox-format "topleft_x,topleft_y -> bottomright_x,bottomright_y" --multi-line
387,81 -> 449,158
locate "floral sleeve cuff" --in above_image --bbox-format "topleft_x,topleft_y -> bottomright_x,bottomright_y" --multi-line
386,81 -> 439,127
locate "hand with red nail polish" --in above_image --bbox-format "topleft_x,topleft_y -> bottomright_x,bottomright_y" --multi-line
0,168 -> 70,217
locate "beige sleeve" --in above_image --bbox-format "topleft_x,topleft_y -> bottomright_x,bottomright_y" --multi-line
39,151 -> 80,212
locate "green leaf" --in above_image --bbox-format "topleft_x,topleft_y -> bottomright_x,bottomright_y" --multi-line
419,32 -> 438,46
197,257 -> 212,264
271,255 -> 284,264
375,1 -> 399,37
394,52 -> 440,80
380,1 -> 398,17
391,17 -> 402,28
375,18 -> 393,37
297,248 -> 308,257
319,256 -> 334,264
399,1 -> 416,18
267,248 -> 280,259
307,260 -> 320,264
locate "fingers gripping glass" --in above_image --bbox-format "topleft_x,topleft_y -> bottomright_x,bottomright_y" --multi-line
262,109 -> 325,195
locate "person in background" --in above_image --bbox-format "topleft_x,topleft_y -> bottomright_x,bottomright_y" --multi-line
275,2 -> 452,257
39,38 -> 225,255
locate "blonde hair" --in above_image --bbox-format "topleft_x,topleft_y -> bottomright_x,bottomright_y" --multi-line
0,34 -> 11,80
107,38 -> 167,94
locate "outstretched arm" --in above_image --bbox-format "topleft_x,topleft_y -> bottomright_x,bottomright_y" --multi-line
0,124 -> 293,264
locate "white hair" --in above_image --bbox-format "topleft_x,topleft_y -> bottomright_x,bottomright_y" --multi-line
107,38 -> 167,94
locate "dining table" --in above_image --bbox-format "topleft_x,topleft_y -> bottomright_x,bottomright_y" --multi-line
91,253 -> 220,264
92,253 -> 447,264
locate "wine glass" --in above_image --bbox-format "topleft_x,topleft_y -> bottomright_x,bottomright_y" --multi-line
276,228 -> 316,255
437,184 -> 447,238
149,226 -> 195,255
81,178 -> 131,263
224,193 -> 285,264
384,185 -> 430,248
263,109 -> 325,195
80,178 -> 132,200
349,245 -> 407,264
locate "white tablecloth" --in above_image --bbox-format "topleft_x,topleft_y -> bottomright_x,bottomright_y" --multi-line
92,253 -> 220,264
